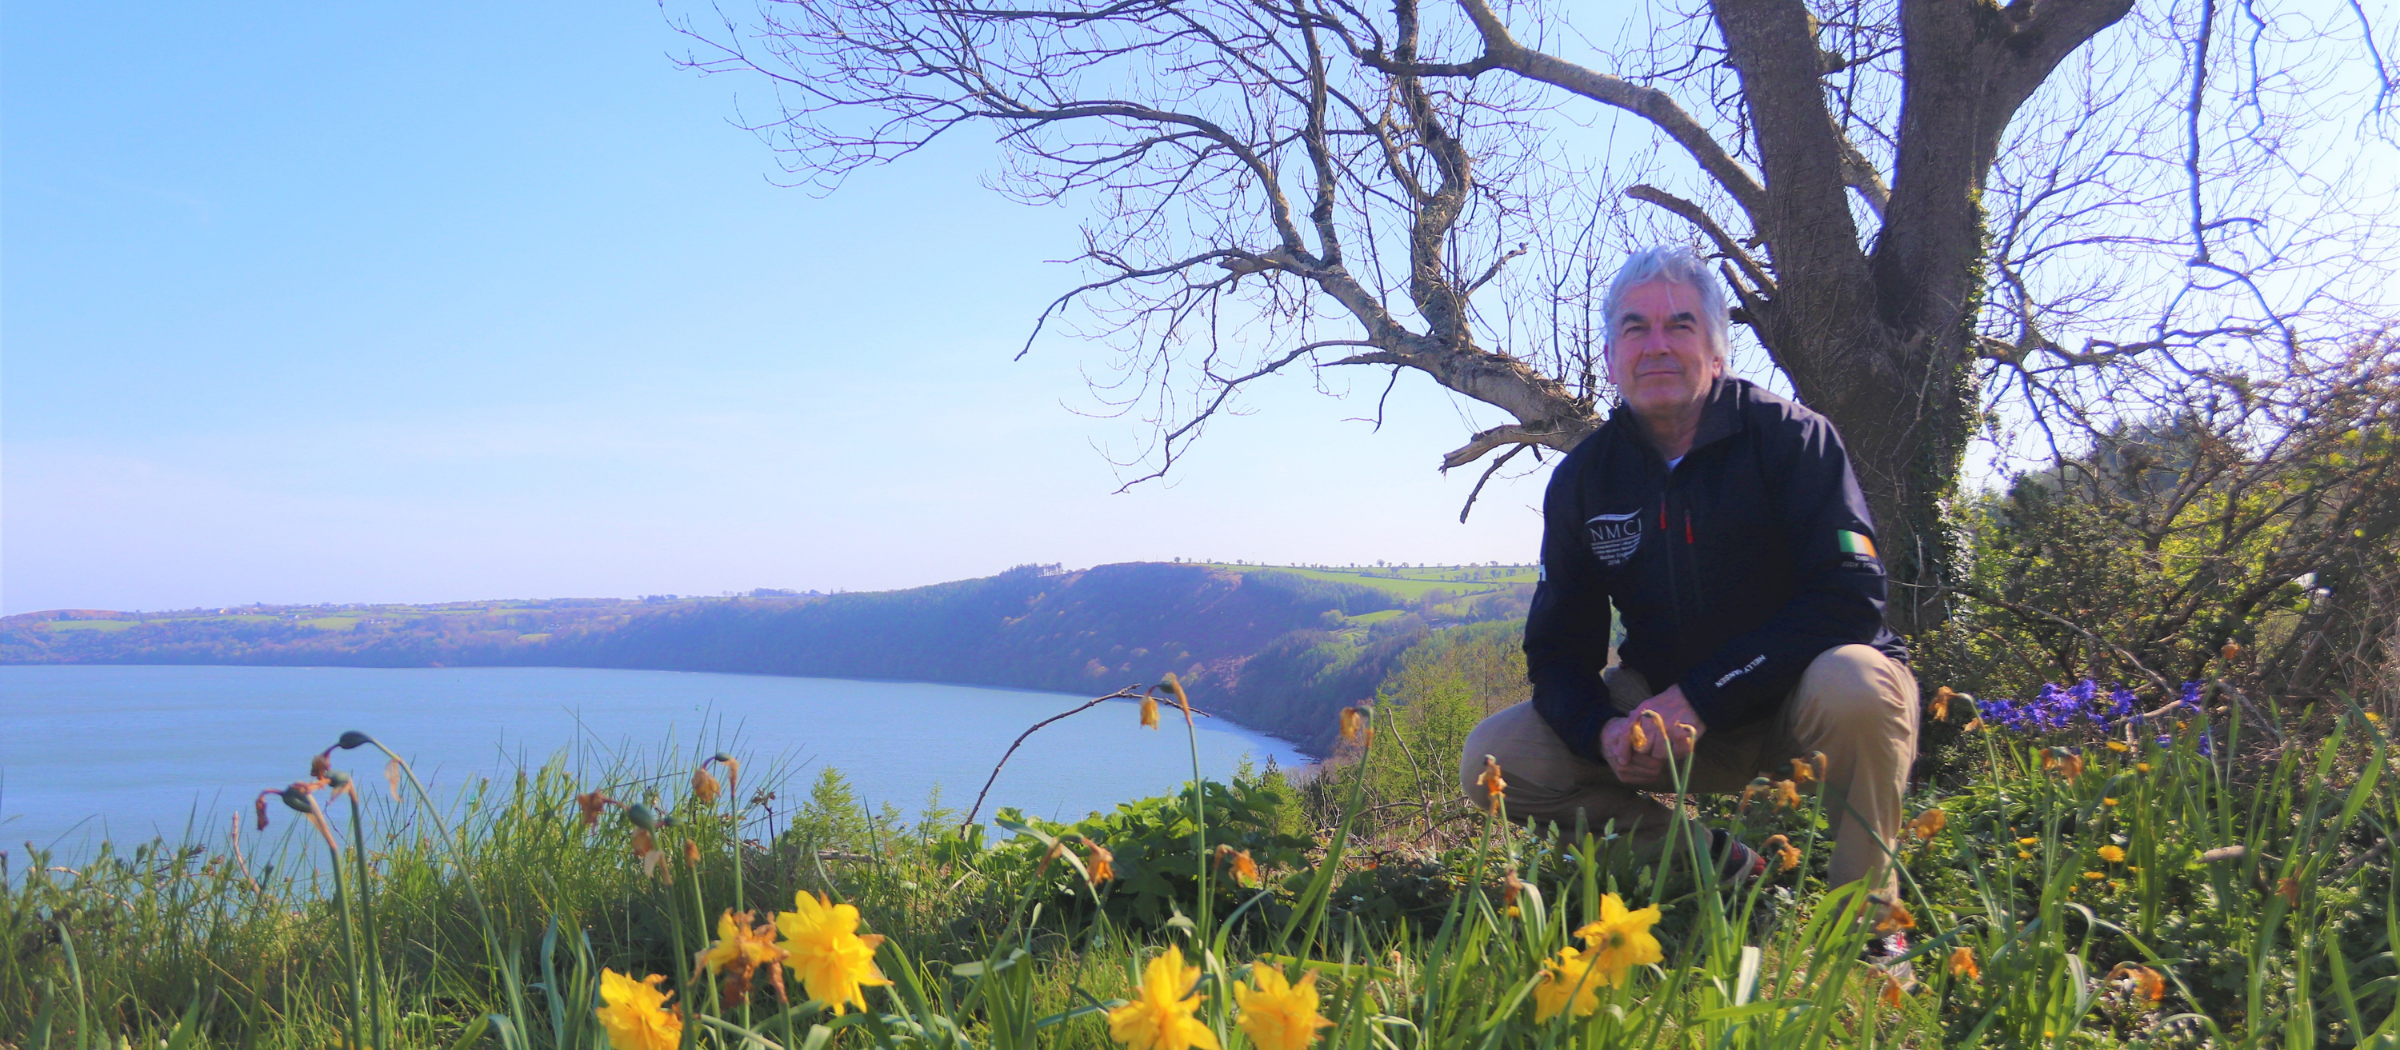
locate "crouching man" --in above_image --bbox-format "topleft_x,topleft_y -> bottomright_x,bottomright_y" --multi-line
1460,245 -> 1918,918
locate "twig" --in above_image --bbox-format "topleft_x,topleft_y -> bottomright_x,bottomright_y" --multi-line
1963,585 -> 2177,698
961,687 -> 1145,830
2328,838 -> 2390,884
2212,678 -> 2287,744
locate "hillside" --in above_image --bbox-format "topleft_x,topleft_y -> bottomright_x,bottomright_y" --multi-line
0,563 -> 1534,755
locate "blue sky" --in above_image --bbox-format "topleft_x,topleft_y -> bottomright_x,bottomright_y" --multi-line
3,1 -> 1556,614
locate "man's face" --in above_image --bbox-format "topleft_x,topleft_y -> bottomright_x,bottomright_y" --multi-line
1605,279 -> 1724,420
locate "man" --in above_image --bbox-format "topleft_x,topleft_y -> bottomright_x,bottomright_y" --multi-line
1459,244 -> 1918,912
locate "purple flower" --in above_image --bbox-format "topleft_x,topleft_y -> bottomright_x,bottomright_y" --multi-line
2107,687 -> 2138,722
2178,681 -> 2203,711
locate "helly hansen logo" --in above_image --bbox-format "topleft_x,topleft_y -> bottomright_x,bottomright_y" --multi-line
1715,654 -> 1766,688
1587,511 -> 1642,566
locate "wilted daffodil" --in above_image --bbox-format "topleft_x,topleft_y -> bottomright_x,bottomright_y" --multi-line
1572,893 -> 1663,987
594,970 -> 683,1050
1234,966 -> 1330,1050
777,891 -> 890,1015
697,910 -> 788,1007
1108,945 -> 1219,1050
1477,755 -> 1508,815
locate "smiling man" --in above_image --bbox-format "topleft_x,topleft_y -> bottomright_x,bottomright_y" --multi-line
1460,245 -> 1918,931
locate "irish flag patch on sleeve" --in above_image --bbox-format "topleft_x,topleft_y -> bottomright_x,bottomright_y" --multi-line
1837,530 -> 1878,558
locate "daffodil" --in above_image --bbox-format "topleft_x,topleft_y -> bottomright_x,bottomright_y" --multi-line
594,970 -> 683,1050
697,910 -> 789,1006
1773,780 -> 1801,809
1872,899 -> 1916,935
691,766 -> 722,806
777,891 -> 891,1015
1763,833 -> 1800,872
1931,685 -> 1954,721
1083,837 -> 1116,884
1477,755 -> 1508,815
1234,966 -> 1330,1050
1531,948 -> 1603,1022
1948,946 -> 1980,981
2106,740 -> 2130,753
1908,809 -> 1946,840
1573,893 -> 1663,986
2136,762 -> 2152,773
2106,962 -> 2166,1004
1108,945 -> 1219,1050
1789,755 -> 1817,785
2098,845 -> 2126,863
1141,694 -> 1162,729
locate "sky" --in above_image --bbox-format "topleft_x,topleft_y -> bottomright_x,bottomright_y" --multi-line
2,1 -> 1575,615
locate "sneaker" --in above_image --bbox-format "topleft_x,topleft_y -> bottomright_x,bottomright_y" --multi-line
1866,931 -> 1918,987
1710,829 -> 1768,887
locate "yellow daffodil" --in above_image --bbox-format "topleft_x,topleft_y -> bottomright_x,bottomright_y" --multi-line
1233,967 -> 1330,1050
1909,809 -> 1946,840
1573,893 -> 1663,986
2018,837 -> 2040,848
2367,712 -> 2384,724
1109,945 -> 1219,1050
1532,948 -> 1603,1022
777,891 -> 890,1016
2017,850 -> 2033,860
594,970 -> 683,1050
2104,797 -> 2119,807
2098,845 -> 2126,863
2106,740 -> 2131,752
2136,762 -> 2152,773
1948,946 -> 1980,981
2083,871 -> 2106,880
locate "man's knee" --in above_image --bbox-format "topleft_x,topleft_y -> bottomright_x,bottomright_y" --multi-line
1791,645 -> 1918,753
1459,702 -> 1576,807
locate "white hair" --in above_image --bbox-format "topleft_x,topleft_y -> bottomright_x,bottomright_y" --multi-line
1602,245 -> 1731,363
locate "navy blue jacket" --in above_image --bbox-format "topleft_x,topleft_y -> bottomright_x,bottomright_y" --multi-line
1524,375 -> 1908,762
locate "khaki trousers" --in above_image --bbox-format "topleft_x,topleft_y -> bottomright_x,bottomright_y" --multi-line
1460,644 -> 1918,895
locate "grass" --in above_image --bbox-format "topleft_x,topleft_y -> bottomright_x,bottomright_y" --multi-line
3,689 -> 2392,1048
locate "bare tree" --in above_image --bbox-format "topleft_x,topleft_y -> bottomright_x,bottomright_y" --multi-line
665,0 -> 2395,632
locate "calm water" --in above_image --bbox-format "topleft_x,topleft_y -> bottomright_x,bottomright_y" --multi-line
0,665 -> 1305,860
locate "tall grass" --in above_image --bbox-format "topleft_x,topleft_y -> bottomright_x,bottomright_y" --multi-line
4,692 -> 2393,1048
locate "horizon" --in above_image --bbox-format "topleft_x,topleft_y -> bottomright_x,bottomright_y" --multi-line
3,557 -> 1539,618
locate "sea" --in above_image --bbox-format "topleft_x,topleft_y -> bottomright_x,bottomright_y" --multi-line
0,665 -> 1307,863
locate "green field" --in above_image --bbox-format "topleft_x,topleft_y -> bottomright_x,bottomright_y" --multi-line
1202,562 -> 1535,600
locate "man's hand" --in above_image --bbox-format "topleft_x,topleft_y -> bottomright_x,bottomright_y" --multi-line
1599,686 -> 1707,785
